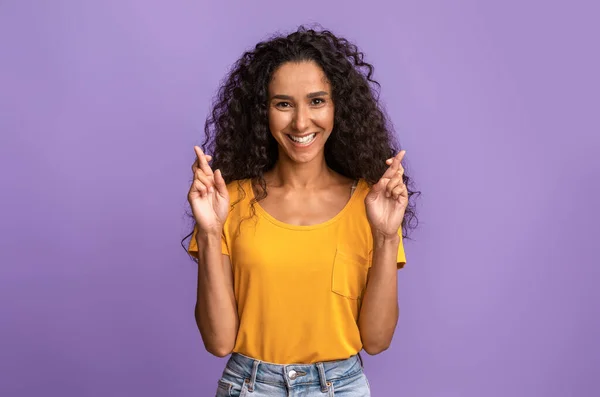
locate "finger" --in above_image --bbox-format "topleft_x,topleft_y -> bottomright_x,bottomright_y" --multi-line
192,147 -> 201,171
385,171 -> 405,197
391,184 -> 406,200
214,169 -> 228,197
194,146 -> 214,176
193,165 -> 215,190
389,150 -> 406,170
382,150 -> 406,179
192,179 -> 208,197
387,163 -> 405,179
370,177 -> 389,194
195,170 -> 213,188
191,155 -> 212,173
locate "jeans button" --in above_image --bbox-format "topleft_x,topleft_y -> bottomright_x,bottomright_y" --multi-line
288,370 -> 297,380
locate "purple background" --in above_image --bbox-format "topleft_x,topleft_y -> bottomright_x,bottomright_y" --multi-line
1,1 -> 598,396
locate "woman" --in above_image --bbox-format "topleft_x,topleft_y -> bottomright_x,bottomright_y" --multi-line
184,26 -> 419,396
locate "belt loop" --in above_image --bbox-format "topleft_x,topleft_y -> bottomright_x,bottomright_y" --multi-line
247,359 -> 260,392
316,362 -> 329,392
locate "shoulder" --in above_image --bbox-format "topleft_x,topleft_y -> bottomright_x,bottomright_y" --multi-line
224,179 -> 254,214
225,179 -> 251,200
356,178 -> 373,197
222,179 -> 253,231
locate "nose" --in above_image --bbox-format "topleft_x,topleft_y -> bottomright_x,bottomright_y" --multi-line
292,104 -> 310,132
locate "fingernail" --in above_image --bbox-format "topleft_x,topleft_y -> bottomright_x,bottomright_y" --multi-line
209,186 -> 214,193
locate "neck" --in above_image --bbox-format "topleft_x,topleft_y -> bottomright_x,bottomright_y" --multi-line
268,153 -> 332,189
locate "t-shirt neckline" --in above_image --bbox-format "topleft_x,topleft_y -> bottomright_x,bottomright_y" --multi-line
246,179 -> 365,231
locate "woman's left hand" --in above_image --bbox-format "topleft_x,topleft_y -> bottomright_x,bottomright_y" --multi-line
365,150 -> 409,238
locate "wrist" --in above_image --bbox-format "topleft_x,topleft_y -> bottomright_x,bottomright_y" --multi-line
371,230 -> 400,249
195,228 -> 222,246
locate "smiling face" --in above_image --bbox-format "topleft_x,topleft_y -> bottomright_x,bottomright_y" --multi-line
267,61 -> 335,164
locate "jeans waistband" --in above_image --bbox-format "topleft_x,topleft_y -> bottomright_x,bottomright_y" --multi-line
224,353 -> 363,392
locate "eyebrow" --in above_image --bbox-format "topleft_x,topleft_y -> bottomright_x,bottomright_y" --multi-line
271,91 -> 330,100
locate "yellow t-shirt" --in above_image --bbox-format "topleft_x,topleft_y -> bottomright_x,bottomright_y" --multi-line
188,178 -> 406,364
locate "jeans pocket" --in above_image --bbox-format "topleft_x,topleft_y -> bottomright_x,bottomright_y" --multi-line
215,379 -> 232,397
331,249 -> 369,299
216,366 -> 251,397
329,371 -> 371,396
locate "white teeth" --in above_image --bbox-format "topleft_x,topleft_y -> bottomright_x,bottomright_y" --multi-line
289,133 -> 316,144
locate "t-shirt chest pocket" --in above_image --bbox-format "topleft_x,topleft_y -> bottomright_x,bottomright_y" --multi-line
331,249 -> 370,299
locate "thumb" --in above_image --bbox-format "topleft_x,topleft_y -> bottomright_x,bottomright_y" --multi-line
214,169 -> 228,197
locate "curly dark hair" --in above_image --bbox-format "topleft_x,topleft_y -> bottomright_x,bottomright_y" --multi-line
182,25 -> 420,253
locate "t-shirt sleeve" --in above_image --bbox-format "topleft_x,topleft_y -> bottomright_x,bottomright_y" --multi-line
367,227 -> 407,269
187,225 -> 230,259
397,228 -> 407,269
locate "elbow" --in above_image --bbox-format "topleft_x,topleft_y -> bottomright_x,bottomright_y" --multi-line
359,319 -> 397,356
203,334 -> 234,357
205,343 -> 233,358
200,330 -> 234,357
362,340 -> 391,356
195,315 -> 235,358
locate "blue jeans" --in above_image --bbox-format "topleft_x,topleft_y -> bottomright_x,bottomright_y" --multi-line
215,353 -> 371,396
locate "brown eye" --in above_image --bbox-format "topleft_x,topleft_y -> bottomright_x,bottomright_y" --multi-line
276,102 -> 291,108
311,98 -> 325,105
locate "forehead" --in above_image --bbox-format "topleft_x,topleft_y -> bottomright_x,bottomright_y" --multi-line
269,61 -> 330,93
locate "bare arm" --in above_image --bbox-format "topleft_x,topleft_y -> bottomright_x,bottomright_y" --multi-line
194,232 -> 238,357
360,150 -> 408,355
188,145 -> 238,357
358,233 -> 401,355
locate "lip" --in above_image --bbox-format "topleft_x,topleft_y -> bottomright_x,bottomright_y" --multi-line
285,132 -> 318,148
286,132 -> 317,138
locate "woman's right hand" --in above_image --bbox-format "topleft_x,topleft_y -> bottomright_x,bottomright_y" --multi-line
188,146 -> 230,235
